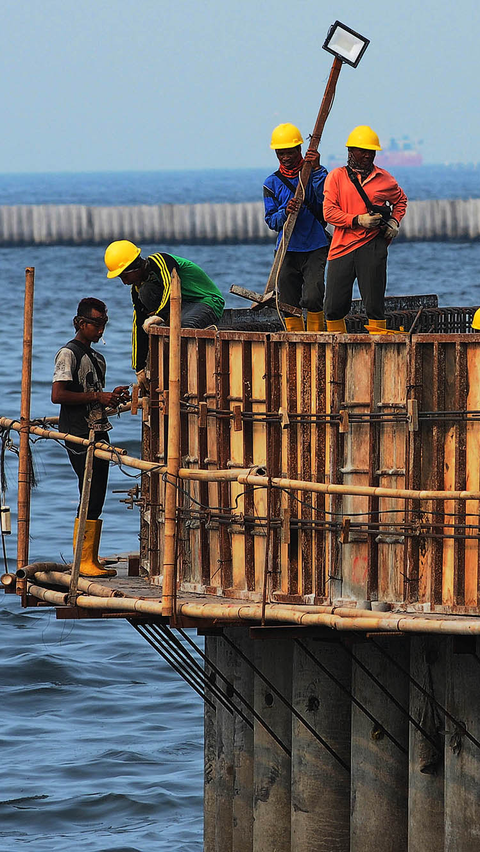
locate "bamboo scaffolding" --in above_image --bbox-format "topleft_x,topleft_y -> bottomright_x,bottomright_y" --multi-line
30,570 -> 123,598
161,269 -> 182,613
22,575 -> 480,635
17,267 -> 35,569
237,472 -> 480,503
0,416 -> 256,481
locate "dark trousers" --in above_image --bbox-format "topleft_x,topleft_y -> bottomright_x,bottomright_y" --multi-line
181,302 -> 219,328
324,235 -> 388,321
277,246 -> 328,314
66,432 -> 109,520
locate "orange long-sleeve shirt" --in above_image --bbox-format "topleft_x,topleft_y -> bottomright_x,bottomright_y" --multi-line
323,166 -> 407,260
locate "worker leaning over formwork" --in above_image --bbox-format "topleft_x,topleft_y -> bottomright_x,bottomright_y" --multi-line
263,123 -> 330,332
104,241 -> 225,394
323,125 -> 407,333
51,298 -> 130,578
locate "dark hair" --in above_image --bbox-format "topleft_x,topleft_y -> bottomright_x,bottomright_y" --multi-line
77,297 -> 107,317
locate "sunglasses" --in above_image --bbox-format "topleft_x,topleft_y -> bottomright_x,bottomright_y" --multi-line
77,315 -> 109,328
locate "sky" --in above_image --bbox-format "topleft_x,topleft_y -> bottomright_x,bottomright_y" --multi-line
2,0 -> 480,173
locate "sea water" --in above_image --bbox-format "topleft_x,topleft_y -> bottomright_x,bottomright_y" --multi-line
1,167 -> 480,851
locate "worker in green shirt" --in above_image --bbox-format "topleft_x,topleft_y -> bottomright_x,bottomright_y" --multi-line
104,240 -> 225,393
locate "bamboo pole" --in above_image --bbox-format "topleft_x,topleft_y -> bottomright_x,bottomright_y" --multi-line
0,416 -> 256,481
68,427 -> 95,605
161,269 -> 182,612
32,570 -> 121,597
21,575 -> 480,635
237,472 -> 480,503
17,268 -> 35,569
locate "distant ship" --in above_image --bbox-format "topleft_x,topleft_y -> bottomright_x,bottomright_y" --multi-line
327,136 -> 423,170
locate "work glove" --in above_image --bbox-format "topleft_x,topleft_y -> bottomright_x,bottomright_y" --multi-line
384,218 -> 399,240
357,213 -> 383,230
143,315 -> 165,332
135,369 -> 149,396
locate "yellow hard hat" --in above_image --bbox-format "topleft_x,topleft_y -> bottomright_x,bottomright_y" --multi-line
472,308 -> 480,329
346,125 -> 382,151
104,240 -> 141,278
270,123 -> 304,150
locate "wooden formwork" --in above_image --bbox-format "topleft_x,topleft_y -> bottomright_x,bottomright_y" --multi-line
141,329 -> 480,615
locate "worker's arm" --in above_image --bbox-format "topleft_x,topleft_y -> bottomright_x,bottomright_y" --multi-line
51,381 -> 127,408
323,170 -> 359,229
263,179 -> 288,232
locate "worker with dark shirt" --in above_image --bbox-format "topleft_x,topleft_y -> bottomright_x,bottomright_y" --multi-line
263,122 -> 330,331
104,241 -> 225,392
52,297 -> 129,577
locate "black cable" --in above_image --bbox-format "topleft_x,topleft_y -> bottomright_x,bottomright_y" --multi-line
295,639 -> 408,757
223,633 -> 350,772
366,634 -> 480,751
177,627 -> 290,756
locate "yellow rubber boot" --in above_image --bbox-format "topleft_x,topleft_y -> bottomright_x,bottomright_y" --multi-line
366,318 -> 386,335
326,318 -> 347,333
307,311 -> 325,331
284,316 -> 305,332
73,518 -> 117,578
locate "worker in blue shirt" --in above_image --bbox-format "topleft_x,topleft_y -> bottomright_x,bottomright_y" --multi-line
263,123 -> 329,331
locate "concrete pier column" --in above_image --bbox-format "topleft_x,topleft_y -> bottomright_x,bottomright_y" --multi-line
228,627 -> 254,852
291,639 -> 351,851
210,634 -> 235,852
252,639 -> 292,852
204,635 -> 217,852
408,636 -> 445,851
350,637 -> 409,852
444,637 -> 480,852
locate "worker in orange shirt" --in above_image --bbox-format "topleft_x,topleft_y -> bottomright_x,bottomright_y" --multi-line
323,126 -> 407,332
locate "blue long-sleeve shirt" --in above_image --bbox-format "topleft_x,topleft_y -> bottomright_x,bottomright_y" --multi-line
263,166 -> 329,252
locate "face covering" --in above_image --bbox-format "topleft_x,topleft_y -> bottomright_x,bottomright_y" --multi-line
347,149 -> 375,179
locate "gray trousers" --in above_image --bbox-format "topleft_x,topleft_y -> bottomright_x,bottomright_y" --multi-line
276,246 -> 328,315
324,235 -> 388,321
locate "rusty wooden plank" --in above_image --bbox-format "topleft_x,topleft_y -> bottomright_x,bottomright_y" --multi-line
265,340 -> 282,596
405,339 -> 423,604
287,342 -> 299,596
300,342 -> 312,596
314,341 -> 327,599
229,341 -> 246,591
465,343 -> 480,608
453,341 -> 467,607
196,339 -> 211,586
432,342 -> 446,606
216,338 -> 233,590
242,340 -> 256,591
367,342 -> 380,602
251,339 -> 267,594
442,343 -> 457,607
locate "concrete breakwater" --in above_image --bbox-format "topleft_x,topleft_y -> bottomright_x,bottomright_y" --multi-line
2,198 -> 480,245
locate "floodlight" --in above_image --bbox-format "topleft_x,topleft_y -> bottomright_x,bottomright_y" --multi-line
322,21 -> 369,68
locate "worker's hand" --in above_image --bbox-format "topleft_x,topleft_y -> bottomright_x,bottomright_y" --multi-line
357,213 -> 383,230
286,197 -> 302,215
112,385 -> 131,405
304,149 -> 320,170
136,369 -> 150,396
97,389 -> 125,408
143,315 -> 165,332
384,218 -> 399,240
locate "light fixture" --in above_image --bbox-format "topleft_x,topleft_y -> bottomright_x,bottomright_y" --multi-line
322,20 -> 370,68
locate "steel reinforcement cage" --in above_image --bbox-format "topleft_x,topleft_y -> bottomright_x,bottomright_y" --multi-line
140,325 -> 480,614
